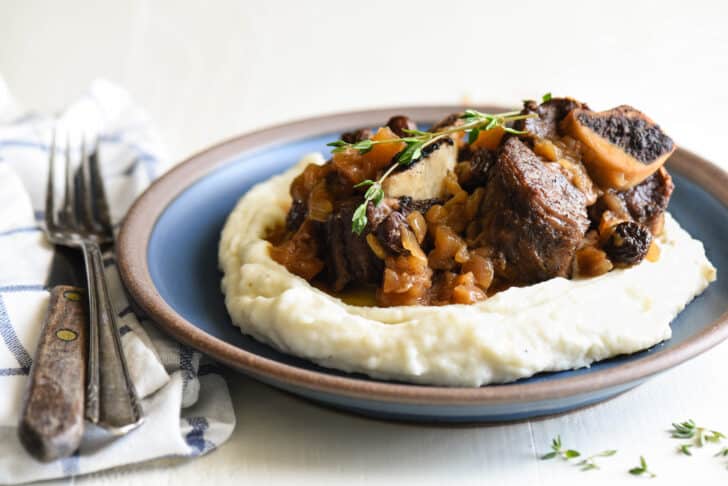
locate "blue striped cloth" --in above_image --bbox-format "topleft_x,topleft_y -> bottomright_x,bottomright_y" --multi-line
0,77 -> 234,483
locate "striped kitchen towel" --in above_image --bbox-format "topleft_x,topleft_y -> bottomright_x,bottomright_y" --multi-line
0,76 -> 235,484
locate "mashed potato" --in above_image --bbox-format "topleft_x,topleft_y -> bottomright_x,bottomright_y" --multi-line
219,154 -> 716,386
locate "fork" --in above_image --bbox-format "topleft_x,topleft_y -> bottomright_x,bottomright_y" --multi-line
45,132 -> 143,433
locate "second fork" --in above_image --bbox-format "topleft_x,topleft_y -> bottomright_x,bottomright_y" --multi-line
46,134 -> 143,433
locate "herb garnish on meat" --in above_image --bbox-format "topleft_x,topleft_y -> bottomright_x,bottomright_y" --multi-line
327,109 -> 537,234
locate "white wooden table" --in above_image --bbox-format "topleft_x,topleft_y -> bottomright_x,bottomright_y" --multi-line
2,1 -> 727,484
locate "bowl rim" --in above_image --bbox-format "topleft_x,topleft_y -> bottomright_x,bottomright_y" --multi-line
117,104 -> 728,406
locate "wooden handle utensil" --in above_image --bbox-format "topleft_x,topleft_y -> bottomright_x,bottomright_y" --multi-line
18,285 -> 87,462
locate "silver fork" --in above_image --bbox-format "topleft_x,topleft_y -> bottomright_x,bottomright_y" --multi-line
46,132 -> 143,434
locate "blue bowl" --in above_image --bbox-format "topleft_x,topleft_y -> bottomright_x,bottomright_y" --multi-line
118,106 -> 728,422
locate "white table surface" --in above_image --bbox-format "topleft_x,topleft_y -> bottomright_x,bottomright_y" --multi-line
2,1 -> 728,484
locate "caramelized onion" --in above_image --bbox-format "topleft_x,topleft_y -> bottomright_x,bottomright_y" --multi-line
366,233 -> 387,260
269,220 -> 324,280
461,253 -> 494,290
429,225 -> 468,270
290,163 -> 333,202
533,138 -> 560,161
307,181 -> 333,222
379,254 -> 433,306
406,211 -> 427,244
574,246 -> 613,278
332,127 -> 405,185
451,272 -> 487,304
646,241 -> 661,262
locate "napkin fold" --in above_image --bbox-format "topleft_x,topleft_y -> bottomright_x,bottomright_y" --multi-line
0,76 -> 235,484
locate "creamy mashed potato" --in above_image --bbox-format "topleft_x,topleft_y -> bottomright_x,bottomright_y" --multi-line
219,154 -> 717,386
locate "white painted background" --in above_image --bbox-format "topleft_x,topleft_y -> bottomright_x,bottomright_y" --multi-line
2,1 -> 728,484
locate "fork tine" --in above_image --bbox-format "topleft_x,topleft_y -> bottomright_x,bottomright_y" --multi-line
88,140 -> 113,233
79,136 -> 96,231
45,128 -> 57,230
61,135 -> 78,228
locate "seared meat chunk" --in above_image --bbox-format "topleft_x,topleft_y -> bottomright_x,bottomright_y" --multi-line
480,138 -> 589,283
375,211 -> 409,255
325,199 -> 383,291
372,196 -> 441,255
617,167 -> 674,233
456,148 -> 495,191
286,199 -> 307,231
516,97 -> 586,140
323,190 -> 444,291
365,198 -> 394,228
589,166 -> 674,235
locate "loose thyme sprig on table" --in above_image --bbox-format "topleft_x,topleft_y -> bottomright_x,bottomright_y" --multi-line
541,436 -> 617,471
541,421 -> 728,477
540,435 -> 581,460
629,456 -> 656,478
670,419 -> 726,462
577,449 -> 618,471
327,108 -> 537,234
671,419 -> 725,448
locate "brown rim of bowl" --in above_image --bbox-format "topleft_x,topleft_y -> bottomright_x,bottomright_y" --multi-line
117,105 -> 728,406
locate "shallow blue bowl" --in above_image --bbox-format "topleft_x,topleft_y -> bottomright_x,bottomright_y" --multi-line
118,106 -> 728,423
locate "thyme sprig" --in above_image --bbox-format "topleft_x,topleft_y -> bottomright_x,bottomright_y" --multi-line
541,435 -> 581,461
541,421 -> 728,477
328,108 -> 536,234
671,419 -> 725,447
577,449 -> 618,471
350,178 -> 385,235
629,456 -> 656,478
541,436 -> 618,472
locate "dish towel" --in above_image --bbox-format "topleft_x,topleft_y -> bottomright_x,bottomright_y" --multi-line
0,76 -> 235,484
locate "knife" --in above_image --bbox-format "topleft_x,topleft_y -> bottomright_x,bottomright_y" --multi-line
17,245 -> 88,462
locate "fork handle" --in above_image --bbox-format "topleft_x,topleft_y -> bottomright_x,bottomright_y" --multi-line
18,286 -> 87,462
81,241 -> 143,433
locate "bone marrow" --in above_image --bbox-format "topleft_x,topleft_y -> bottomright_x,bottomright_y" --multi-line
562,105 -> 676,190
382,138 -> 457,200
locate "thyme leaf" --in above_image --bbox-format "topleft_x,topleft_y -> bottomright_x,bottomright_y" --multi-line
678,444 -> 693,456
350,180 -> 384,235
629,456 -> 656,478
540,435 -> 580,461
396,140 -> 425,165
